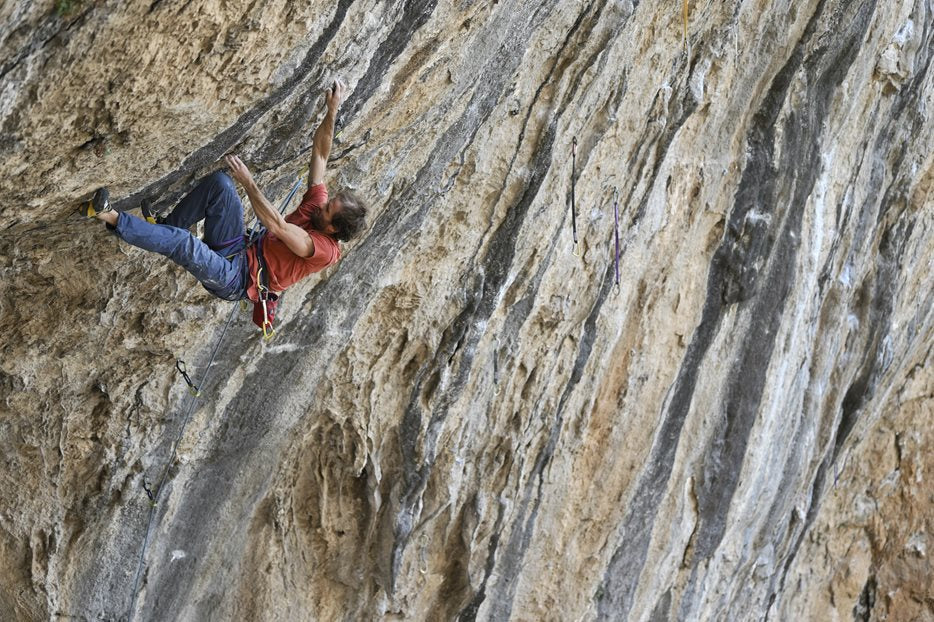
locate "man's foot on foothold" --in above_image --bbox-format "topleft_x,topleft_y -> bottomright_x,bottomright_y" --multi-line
141,198 -> 163,224
82,188 -> 112,218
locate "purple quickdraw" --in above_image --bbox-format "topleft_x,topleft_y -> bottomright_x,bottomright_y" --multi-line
613,188 -> 620,292
570,137 -> 579,253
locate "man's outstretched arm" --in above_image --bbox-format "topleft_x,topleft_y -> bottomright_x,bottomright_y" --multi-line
309,79 -> 346,187
226,155 -> 316,258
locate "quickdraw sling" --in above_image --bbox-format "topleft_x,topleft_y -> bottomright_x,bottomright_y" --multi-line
252,235 -> 280,341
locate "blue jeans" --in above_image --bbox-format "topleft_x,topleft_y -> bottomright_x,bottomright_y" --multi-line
113,172 -> 248,301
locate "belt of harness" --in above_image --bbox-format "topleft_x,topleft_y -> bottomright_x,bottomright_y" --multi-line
251,235 -> 280,340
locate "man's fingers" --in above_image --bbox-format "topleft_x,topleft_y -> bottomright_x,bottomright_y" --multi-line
327,78 -> 346,102
224,154 -> 249,182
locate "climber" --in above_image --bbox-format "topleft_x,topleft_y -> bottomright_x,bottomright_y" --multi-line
83,79 -> 367,324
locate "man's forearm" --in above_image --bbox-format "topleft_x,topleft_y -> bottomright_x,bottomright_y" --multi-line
243,180 -> 285,233
312,109 -> 336,160
243,179 -> 315,257
307,80 -> 345,185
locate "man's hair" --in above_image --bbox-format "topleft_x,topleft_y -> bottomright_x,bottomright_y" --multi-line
331,190 -> 367,242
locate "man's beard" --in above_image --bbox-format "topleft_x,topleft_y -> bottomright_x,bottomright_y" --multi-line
308,207 -> 324,231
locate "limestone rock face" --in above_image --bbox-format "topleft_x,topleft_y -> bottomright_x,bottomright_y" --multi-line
1,0 -> 932,620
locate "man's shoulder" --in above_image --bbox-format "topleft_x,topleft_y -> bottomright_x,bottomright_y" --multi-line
306,230 -> 341,264
297,182 -> 328,210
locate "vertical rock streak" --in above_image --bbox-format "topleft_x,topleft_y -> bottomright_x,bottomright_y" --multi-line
598,0 -> 879,618
477,10 -> 651,622
766,8 -> 934,616
391,11 -> 569,598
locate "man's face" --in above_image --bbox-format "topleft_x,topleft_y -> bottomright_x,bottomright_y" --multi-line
310,197 -> 343,235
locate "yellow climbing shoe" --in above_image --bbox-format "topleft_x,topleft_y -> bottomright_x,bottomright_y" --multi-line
81,187 -> 112,218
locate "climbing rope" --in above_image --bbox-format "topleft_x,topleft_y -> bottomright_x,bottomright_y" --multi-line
570,137 -> 580,256
126,303 -> 237,619
123,171 -> 304,620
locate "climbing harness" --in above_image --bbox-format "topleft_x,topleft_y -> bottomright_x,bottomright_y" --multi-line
612,188 -> 620,294
175,359 -> 201,397
124,171 -> 305,620
570,137 -> 580,256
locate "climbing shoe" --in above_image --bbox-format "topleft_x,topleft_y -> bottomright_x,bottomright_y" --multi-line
82,188 -> 112,218
141,198 -> 163,224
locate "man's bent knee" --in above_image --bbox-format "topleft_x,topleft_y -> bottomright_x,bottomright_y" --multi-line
205,170 -> 236,195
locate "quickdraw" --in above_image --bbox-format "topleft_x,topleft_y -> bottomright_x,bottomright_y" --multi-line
141,481 -> 156,507
613,187 -> 621,294
175,359 -> 201,397
256,265 -> 276,342
570,136 -> 580,256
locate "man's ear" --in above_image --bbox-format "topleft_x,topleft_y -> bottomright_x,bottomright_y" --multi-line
326,224 -> 338,235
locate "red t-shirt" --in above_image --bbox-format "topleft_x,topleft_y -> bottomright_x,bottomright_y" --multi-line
246,183 -> 341,301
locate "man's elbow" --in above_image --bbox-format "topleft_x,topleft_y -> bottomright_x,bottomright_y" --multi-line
265,221 -> 291,243
285,231 -> 316,258
264,221 -> 283,238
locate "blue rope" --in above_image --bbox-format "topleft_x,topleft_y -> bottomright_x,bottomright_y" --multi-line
123,173 -> 304,620
125,304 -> 237,619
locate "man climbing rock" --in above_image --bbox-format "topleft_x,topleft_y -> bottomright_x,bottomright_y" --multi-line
84,79 -> 366,330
